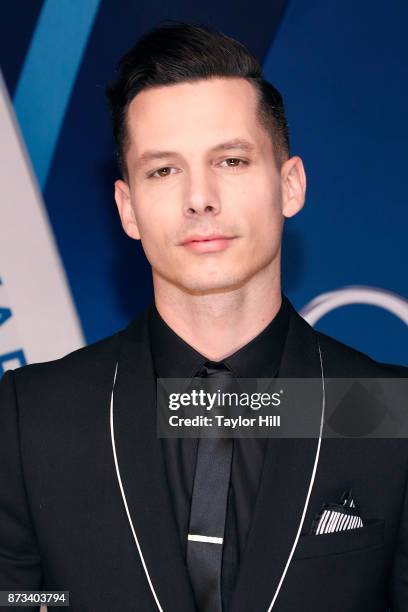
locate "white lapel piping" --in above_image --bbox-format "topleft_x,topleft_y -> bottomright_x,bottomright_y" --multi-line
109,338 -> 326,612
109,361 -> 164,612
266,339 -> 326,612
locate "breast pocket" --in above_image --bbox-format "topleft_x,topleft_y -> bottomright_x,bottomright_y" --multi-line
293,518 -> 385,560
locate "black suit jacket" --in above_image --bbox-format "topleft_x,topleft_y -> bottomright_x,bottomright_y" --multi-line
0,300 -> 407,611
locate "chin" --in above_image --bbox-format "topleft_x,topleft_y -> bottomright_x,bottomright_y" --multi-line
175,271 -> 251,295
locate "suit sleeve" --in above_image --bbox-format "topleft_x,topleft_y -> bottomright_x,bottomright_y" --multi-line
390,447 -> 408,610
0,369 -> 43,610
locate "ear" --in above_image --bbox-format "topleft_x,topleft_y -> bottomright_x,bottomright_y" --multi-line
281,156 -> 306,219
114,179 -> 141,240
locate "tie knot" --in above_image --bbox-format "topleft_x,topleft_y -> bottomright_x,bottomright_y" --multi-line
196,361 -> 233,378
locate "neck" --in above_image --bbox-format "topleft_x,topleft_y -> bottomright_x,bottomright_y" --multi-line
152,265 -> 283,362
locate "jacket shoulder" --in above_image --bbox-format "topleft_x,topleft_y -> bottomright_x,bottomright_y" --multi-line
9,328 -> 124,394
315,328 -> 408,377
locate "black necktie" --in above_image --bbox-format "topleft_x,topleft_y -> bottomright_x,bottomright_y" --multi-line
186,362 -> 235,612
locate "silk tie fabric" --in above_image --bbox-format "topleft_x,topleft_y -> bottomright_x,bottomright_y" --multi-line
186,361 -> 235,612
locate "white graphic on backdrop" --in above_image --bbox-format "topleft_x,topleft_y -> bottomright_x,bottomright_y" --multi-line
0,71 -> 84,372
300,286 -> 408,327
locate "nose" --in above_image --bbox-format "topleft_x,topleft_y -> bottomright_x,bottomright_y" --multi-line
183,166 -> 221,217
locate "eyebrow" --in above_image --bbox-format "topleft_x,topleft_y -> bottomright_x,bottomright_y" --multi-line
135,138 -> 257,168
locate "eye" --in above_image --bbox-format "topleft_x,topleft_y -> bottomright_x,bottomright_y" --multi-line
148,166 -> 177,179
220,158 -> 249,168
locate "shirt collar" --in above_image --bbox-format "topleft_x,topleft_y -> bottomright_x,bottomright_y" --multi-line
148,292 -> 291,379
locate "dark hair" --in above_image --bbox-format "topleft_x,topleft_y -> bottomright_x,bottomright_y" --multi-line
106,21 -> 290,180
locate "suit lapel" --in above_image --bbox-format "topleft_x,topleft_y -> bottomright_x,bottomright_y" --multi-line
111,310 -> 197,612
111,301 -> 325,611
230,303 -> 324,612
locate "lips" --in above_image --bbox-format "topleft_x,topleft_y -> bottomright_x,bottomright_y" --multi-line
181,234 -> 232,245
180,234 -> 236,254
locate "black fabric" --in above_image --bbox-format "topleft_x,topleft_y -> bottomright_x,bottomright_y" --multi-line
0,296 -> 407,611
148,293 -> 291,610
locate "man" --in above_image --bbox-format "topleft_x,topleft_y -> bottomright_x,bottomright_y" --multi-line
0,22 -> 407,612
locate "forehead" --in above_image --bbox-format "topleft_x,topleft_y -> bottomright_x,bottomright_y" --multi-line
125,77 -> 267,155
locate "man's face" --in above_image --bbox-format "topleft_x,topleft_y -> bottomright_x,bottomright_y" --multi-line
115,77 -> 305,294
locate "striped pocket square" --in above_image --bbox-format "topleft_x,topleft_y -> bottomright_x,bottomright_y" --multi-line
310,489 -> 364,535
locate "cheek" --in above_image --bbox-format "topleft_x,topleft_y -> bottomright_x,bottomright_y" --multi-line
135,193 -> 176,245
239,181 -> 282,233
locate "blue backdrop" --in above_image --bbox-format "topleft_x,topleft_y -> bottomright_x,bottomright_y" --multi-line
1,0 -> 407,366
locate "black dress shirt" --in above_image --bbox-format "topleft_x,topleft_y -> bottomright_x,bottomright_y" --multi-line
148,293 -> 290,610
